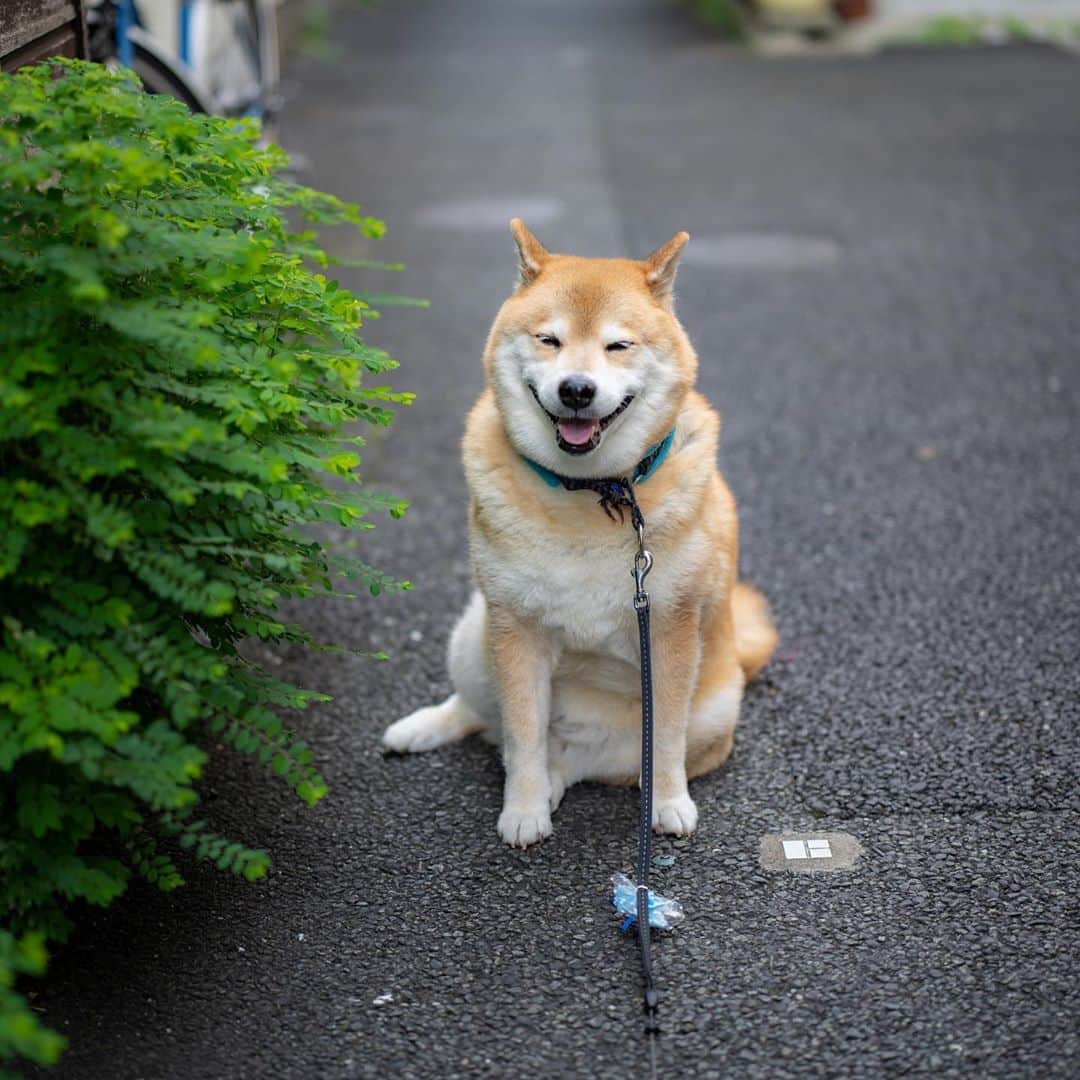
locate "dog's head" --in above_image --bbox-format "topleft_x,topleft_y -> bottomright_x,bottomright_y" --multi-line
483,220 -> 698,479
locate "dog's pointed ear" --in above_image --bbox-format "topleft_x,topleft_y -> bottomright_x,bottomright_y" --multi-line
643,231 -> 690,306
510,218 -> 549,288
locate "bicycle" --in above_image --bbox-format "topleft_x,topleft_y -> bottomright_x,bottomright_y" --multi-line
86,0 -> 281,131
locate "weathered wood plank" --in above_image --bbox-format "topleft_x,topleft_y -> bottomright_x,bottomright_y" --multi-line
0,0 -> 85,68
1,23 -> 78,71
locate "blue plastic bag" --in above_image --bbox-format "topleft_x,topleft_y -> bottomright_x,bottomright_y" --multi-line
610,873 -> 685,931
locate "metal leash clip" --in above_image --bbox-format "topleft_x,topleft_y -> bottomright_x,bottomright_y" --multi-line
633,521 -> 652,609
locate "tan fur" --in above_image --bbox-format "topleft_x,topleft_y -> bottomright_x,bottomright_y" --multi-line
384,222 -> 777,846
731,582 -> 778,682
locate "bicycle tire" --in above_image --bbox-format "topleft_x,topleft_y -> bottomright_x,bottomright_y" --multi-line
185,0 -> 262,117
252,0 -> 280,117
131,43 -> 206,111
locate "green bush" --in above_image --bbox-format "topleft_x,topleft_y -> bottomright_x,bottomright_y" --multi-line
686,0 -> 748,40
0,59 -> 412,1073
917,14 -> 984,46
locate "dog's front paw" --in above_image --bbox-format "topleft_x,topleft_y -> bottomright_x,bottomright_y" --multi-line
652,793 -> 698,836
498,803 -> 553,848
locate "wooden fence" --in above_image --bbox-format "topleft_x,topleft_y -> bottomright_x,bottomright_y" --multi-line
1,0 -> 88,72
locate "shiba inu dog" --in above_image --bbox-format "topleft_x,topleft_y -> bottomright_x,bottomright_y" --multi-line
383,220 -> 777,847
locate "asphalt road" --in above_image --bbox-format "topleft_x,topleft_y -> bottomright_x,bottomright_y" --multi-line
35,2 -> 1080,1078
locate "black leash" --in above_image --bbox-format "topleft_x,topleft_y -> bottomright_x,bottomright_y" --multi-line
630,491 -> 661,1079
580,476 -> 663,1071
528,466 -> 663,1074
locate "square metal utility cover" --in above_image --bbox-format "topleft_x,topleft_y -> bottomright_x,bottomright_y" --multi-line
760,832 -> 863,873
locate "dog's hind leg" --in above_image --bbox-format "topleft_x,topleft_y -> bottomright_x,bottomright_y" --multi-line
382,693 -> 483,753
446,590 -> 498,725
685,667 -> 744,780
383,590 -> 497,753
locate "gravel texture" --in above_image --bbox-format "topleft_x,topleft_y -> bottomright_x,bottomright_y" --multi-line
34,2 -> 1080,1078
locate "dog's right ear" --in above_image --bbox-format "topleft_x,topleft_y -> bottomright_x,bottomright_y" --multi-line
510,218 -> 549,288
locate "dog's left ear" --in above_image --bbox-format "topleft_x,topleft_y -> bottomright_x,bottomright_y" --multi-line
643,231 -> 690,306
510,218 -> 549,288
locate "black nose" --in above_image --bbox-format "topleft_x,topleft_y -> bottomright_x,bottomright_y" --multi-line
558,376 -> 596,410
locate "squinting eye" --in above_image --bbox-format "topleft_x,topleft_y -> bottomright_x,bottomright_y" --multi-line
606,341 -> 632,352
536,334 -> 561,348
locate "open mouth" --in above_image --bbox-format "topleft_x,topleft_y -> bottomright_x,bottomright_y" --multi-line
528,385 -> 635,456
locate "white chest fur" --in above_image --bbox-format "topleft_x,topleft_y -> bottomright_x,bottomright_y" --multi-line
471,488 -> 709,665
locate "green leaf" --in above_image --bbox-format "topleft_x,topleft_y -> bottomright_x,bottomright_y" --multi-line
0,58 -> 415,1075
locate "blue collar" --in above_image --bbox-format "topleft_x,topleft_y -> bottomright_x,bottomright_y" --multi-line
522,428 -> 676,490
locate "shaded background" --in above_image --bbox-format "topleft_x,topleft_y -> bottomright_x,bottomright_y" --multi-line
35,1 -> 1079,1077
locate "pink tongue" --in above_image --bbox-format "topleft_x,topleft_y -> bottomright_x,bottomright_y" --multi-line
558,418 -> 600,446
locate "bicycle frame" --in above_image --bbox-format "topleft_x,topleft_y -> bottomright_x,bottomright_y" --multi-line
101,0 -> 279,121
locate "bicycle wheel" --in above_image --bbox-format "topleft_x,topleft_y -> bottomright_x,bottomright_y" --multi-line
130,36 -> 208,111
185,0 -> 267,117
87,2 -> 211,112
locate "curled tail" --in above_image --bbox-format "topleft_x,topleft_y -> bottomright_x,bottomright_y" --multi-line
732,582 -> 778,681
